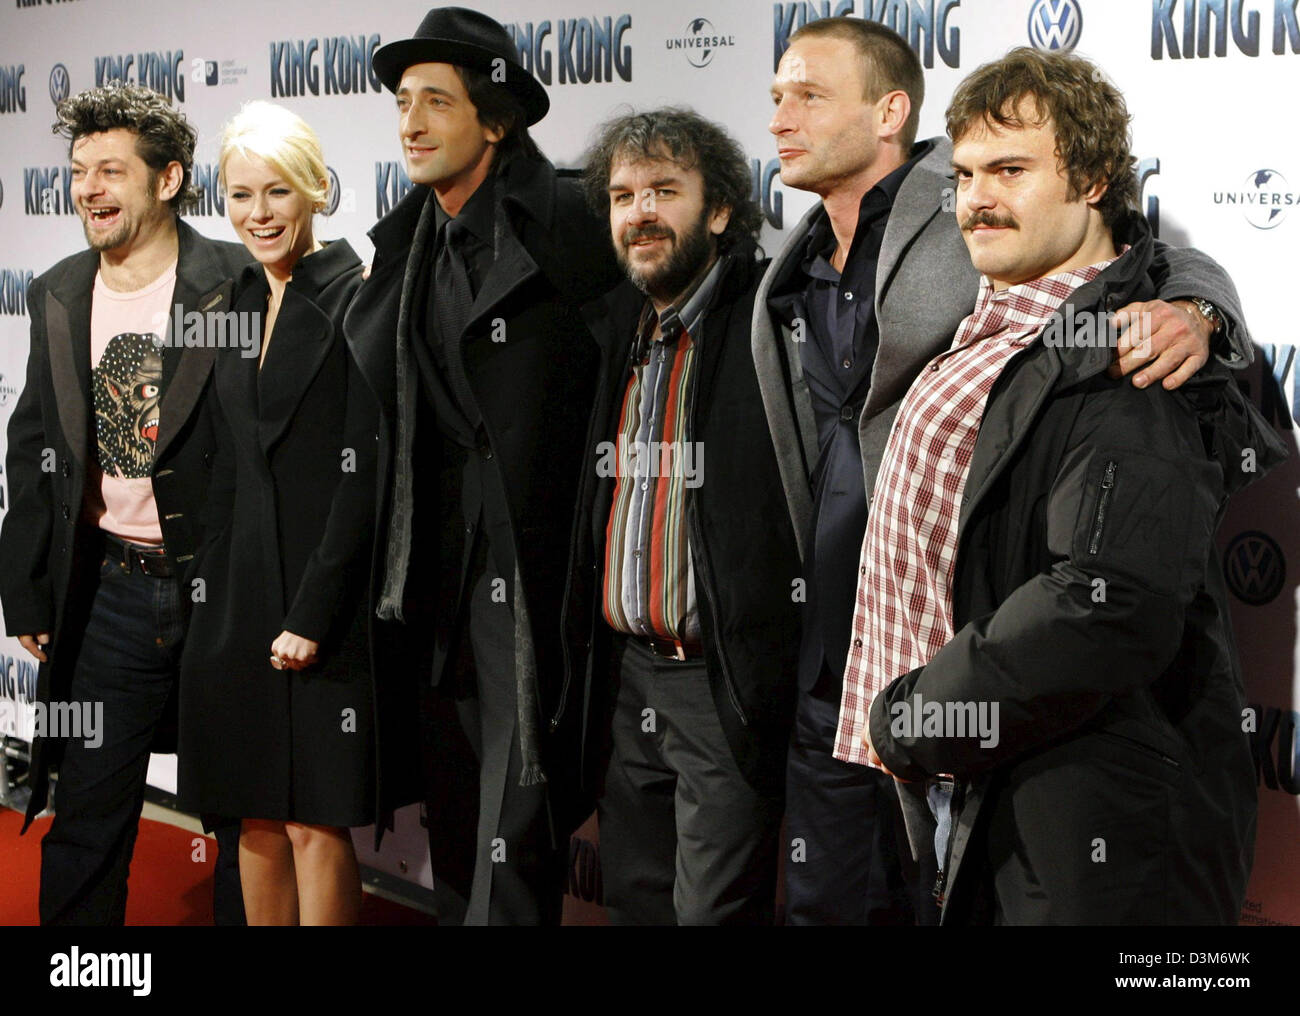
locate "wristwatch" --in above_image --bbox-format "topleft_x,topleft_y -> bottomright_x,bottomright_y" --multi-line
1187,296 -> 1223,336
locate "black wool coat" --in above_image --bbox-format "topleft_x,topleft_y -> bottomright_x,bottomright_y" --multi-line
178,240 -> 420,830
564,251 -> 804,795
867,212 -> 1288,924
342,156 -> 622,835
0,221 -> 250,830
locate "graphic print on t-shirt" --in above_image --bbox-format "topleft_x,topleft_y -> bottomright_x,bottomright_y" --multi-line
93,332 -> 163,479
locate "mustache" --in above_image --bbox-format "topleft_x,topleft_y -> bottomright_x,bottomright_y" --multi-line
962,210 -> 1018,231
622,225 -> 675,246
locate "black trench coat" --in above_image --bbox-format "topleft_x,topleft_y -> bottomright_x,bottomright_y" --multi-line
177,240 -> 420,828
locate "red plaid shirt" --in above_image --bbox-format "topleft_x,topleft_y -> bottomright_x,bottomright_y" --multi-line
834,257 -> 1117,766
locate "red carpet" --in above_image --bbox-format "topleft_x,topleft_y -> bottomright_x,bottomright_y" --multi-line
0,808 -> 436,926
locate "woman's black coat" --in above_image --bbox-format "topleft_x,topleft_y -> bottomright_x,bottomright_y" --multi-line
178,240 -> 420,829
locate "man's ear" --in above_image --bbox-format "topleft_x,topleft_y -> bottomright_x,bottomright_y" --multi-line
156,161 -> 184,205
876,89 -> 912,142
709,203 -> 732,236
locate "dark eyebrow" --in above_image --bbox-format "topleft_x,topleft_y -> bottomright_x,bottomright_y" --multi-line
607,176 -> 685,193
952,154 -> 1037,173
772,77 -> 832,92
397,84 -> 455,99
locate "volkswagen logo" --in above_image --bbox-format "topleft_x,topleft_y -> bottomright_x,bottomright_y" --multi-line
1028,0 -> 1083,52
1224,531 -> 1286,606
324,166 -> 340,217
49,63 -> 70,105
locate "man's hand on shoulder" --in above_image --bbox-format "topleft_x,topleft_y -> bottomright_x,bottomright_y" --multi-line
1108,298 -> 1213,391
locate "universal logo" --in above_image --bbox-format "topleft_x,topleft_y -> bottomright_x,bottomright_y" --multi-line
1028,0 -> 1083,52
667,18 -> 735,67
0,372 -> 21,406
1214,169 -> 1296,229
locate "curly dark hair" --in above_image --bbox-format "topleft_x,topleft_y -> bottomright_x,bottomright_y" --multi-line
53,82 -> 199,213
581,107 -> 762,254
945,48 -> 1139,230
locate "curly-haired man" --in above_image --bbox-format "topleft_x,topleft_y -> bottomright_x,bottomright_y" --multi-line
562,108 -> 802,923
0,82 -> 250,924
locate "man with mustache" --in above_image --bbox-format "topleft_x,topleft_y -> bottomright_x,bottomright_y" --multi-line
753,17 -> 1254,925
564,108 -> 801,923
849,47 -> 1283,923
0,83 -> 250,924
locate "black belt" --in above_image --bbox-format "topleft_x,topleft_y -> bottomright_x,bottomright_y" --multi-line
632,634 -> 702,662
103,532 -> 174,578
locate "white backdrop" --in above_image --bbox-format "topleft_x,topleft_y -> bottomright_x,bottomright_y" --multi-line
0,0 -> 1296,922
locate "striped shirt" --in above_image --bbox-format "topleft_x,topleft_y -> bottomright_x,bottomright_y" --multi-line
834,256 -> 1118,766
601,258 -> 723,647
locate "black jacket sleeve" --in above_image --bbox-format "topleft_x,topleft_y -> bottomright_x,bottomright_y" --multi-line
0,279 -> 56,637
868,375 -> 1232,781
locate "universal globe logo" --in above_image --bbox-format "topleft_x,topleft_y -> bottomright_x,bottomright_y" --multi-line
676,17 -> 731,68
1240,169 -> 1293,230
1028,0 -> 1083,52
48,63 -> 70,105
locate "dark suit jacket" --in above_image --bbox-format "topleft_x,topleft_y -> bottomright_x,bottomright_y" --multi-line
0,220 -> 251,830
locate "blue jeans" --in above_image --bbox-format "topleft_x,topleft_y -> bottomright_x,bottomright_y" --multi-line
39,548 -> 183,925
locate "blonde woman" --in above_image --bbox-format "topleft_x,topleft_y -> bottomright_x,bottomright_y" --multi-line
178,102 -> 416,924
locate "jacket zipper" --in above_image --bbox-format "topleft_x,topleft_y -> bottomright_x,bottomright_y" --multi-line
933,778 -> 962,907
1099,731 -> 1182,770
1088,460 -> 1117,555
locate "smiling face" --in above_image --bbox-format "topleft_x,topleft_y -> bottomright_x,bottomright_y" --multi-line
396,62 -> 503,204
70,128 -> 176,255
769,36 -> 884,197
224,150 -> 317,278
952,111 -> 1111,290
607,152 -> 730,308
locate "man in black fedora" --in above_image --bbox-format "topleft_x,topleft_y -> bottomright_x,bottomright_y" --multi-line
344,6 -> 620,924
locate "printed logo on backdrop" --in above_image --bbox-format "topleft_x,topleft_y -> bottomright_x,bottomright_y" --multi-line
1214,169 -> 1296,229
93,51 -> 184,101
750,157 -> 784,229
503,15 -> 634,84
270,35 -> 381,98
190,56 -> 248,88
324,166 -> 341,217
23,166 -> 74,215
1138,157 -> 1161,236
184,164 -> 224,218
773,1 -> 961,69
1027,0 -> 1082,52
0,65 -> 26,113
0,272 -> 33,319
667,18 -> 735,67
49,63 -> 70,106
375,162 -> 413,218
1224,531 -> 1286,606
1152,0 -> 1300,58
0,175 -> 5,210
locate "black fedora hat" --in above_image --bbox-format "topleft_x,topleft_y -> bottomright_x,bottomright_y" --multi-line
373,7 -> 549,126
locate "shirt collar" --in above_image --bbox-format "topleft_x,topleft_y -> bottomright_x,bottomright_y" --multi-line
434,174 -> 496,244
643,253 -> 727,345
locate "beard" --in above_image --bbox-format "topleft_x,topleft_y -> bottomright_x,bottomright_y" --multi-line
82,216 -> 132,252
617,207 -> 715,305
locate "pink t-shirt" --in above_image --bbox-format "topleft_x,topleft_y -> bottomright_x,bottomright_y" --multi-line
83,262 -> 177,544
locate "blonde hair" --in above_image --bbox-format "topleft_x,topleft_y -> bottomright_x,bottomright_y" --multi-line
218,100 -> 328,209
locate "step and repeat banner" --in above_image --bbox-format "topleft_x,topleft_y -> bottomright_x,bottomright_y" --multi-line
0,0 -> 1296,924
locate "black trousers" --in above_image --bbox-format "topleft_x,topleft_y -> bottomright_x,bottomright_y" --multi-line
597,635 -> 783,925
421,564 -> 565,925
782,668 -> 938,925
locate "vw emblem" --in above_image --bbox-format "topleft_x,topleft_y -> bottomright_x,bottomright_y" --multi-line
49,63 -> 70,105
1224,531 -> 1286,606
1028,0 -> 1083,52
324,166 -> 341,217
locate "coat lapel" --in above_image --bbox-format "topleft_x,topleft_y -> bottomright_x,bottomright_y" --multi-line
154,221 -> 237,464
257,287 -> 334,454
875,140 -> 952,312
43,253 -> 97,469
